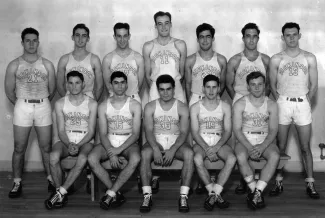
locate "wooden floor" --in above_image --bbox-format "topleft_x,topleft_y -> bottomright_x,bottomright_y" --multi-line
0,171 -> 324,218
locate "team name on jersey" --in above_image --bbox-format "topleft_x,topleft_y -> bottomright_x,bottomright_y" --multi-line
151,50 -> 179,65
154,115 -> 179,130
69,66 -> 93,79
64,112 -> 89,126
243,112 -> 268,127
237,65 -> 261,79
278,62 -> 307,76
17,68 -> 47,83
199,117 -> 223,129
192,65 -> 220,78
108,115 -> 133,129
112,63 -> 137,77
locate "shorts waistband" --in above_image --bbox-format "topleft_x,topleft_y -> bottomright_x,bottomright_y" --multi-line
244,131 -> 266,135
201,132 -> 222,136
154,133 -> 179,136
24,99 -> 45,103
67,130 -> 87,134
110,133 -> 132,136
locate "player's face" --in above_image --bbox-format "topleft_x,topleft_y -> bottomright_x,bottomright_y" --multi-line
198,30 -> 214,51
242,29 -> 259,50
155,15 -> 171,37
158,83 -> 174,102
114,28 -> 130,49
203,80 -> 219,100
112,77 -> 128,96
67,76 -> 84,95
247,76 -> 265,98
21,34 -> 39,54
72,28 -> 89,48
282,28 -> 301,48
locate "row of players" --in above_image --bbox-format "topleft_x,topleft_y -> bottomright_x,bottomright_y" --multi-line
4,10 -> 318,212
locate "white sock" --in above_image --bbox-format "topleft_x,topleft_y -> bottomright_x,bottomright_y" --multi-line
106,189 -> 116,197
275,176 -> 283,182
59,186 -> 68,195
256,180 -> 267,192
14,178 -> 22,184
244,175 -> 256,192
205,183 -> 214,195
152,176 -> 160,180
180,186 -> 190,195
213,183 -> 223,196
142,186 -> 152,195
305,178 -> 315,183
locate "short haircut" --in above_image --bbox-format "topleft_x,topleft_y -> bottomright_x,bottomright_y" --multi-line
241,23 -> 260,37
246,71 -> 265,84
110,71 -> 127,84
282,22 -> 300,35
154,11 -> 172,24
67,71 -> 84,82
21,27 -> 39,41
72,23 -> 90,36
203,74 -> 220,87
114,22 -> 130,35
156,74 -> 175,89
196,23 -> 215,38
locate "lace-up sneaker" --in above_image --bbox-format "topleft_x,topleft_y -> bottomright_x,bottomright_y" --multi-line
306,182 -> 320,199
100,194 -> 114,210
178,195 -> 189,213
140,193 -> 153,213
248,189 -> 265,209
204,193 -> 216,211
44,191 -> 67,209
215,194 -> 230,209
8,182 -> 22,198
269,180 -> 283,196
48,180 -> 56,193
152,178 -> 159,194
111,191 -> 126,207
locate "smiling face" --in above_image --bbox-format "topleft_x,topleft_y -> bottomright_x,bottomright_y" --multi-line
247,76 -> 265,98
282,27 -> 301,48
72,28 -> 89,48
22,33 -> 39,54
198,30 -> 214,51
242,28 -> 259,51
114,28 -> 130,49
155,15 -> 172,37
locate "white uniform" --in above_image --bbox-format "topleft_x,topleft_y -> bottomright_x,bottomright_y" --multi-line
66,53 -> 95,99
106,97 -> 133,147
242,96 -> 269,145
63,95 -> 92,144
13,56 -> 52,127
276,51 -> 311,125
233,52 -> 266,104
153,99 -> 180,150
189,52 -> 221,107
110,50 -> 141,103
149,38 -> 186,103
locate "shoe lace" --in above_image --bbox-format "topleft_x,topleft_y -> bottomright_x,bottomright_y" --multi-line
307,182 -> 317,193
50,192 -> 62,204
104,195 -> 113,204
215,194 -> 224,203
252,190 -> 262,204
142,194 -> 152,206
11,183 -> 20,192
180,195 -> 188,207
208,194 -> 216,204
271,181 -> 281,191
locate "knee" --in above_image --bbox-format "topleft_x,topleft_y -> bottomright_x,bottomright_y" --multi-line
40,144 -> 51,153
268,150 -> 280,163
183,148 -> 194,161
193,153 -> 204,167
300,145 -> 311,155
129,153 -> 141,167
87,152 -> 100,167
13,143 -> 27,155
226,154 -> 237,166
77,155 -> 88,167
50,152 -> 61,166
141,148 -> 152,160
236,152 -> 247,165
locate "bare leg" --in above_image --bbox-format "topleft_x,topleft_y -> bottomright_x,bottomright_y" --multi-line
140,143 -> 154,186
35,125 -> 52,177
235,142 -> 254,179
216,145 -> 237,186
193,144 -> 211,186
295,124 -> 313,178
50,142 -> 69,188
260,143 -> 280,183
274,124 -> 290,179
174,143 -> 194,187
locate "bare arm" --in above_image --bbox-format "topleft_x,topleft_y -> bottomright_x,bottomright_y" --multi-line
175,40 -> 187,82
185,54 -> 195,101
214,102 -> 232,147
98,100 -> 114,152
102,53 -> 113,97
259,100 -> 278,150
307,53 -> 318,103
226,55 -> 240,99
261,54 -> 271,97
144,101 -> 161,150
56,55 -> 69,97
134,52 -> 145,93
269,55 -> 281,100
43,58 -> 56,101
92,54 -> 103,101
217,54 -> 227,96
4,59 -> 18,104
142,41 -> 153,87
55,99 -> 70,146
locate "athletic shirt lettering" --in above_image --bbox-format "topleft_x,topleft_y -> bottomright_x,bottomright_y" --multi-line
63,95 -> 90,132
66,53 -> 95,98
149,38 -> 181,81
234,52 -> 266,96
110,50 -> 139,95
191,52 -> 221,95
106,97 -> 133,134
242,96 -> 269,133
154,99 -> 180,135
276,51 -> 309,97
15,57 -> 49,99
198,100 -> 223,134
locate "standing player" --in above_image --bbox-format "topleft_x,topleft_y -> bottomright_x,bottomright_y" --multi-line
139,75 -> 194,213
191,75 -> 236,211
269,22 -> 319,199
87,71 -> 142,210
185,23 -> 227,107
102,23 -> 144,103
5,27 -> 56,198
143,11 -> 187,103
44,71 -> 97,209
233,71 -> 280,209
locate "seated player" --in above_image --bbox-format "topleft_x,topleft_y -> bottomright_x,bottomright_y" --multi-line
45,71 -> 97,209
139,74 -> 194,213
87,71 -> 142,210
233,71 -> 280,209
191,75 -> 236,211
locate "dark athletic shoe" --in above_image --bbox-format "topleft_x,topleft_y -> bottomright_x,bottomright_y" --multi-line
204,193 -> 216,211
140,193 -> 153,213
178,195 -> 189,213
45,191 -> 67,210
215,194 -> 230,209
235,178 -> 247,195
248,189 -> 265,210
8,182 -> 22,198
196,181 -> 205,195
306,182 -> 320,199
100,194 -> 114,210
151,178 -> 159,194
111,191 -> 126,207
269,181 -> 283,196
48,180 -> 56,193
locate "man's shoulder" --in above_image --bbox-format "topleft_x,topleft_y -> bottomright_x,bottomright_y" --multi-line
129,97 -> 141,108
301,49 -> 316,60
228,52 -> 242,64
7,57 -> 20,71
55,96 -> 66,106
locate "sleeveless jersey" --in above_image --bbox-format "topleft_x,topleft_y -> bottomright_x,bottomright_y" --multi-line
191,52 -> 221,95
63,95 -> 90,132
242,96 -> 269,133
149,38 -> 181,81
198,100 -> 223,134
106,97 -> 133,134
154,99 -> 180,135
276,51 -> 309,97
234,52 -> 266,96
15,57 -> 49,99
110,50 -> 139,95
66,53 -> 95,97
